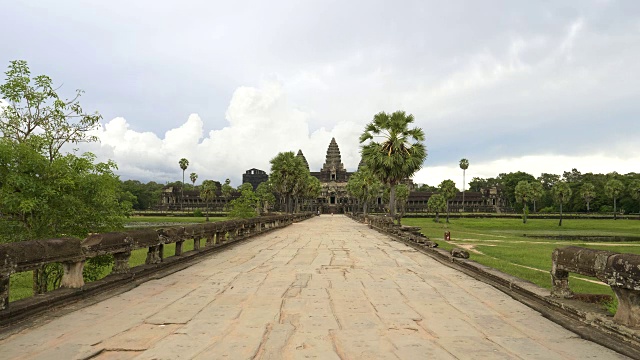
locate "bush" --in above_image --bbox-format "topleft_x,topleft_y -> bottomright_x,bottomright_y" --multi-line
193,209 -> 203,217
539,206 -> 555,213
599,205 -> 613,213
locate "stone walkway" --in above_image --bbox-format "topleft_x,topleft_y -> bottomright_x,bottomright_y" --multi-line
0,216 -> 629,359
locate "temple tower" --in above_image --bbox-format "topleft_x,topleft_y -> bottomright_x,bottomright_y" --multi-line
320,138 -> 346,181
296,149 -> 309,170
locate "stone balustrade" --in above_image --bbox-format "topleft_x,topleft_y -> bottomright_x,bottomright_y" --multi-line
0,213 -> 313,313
551,246 -> 640,327
347,214 -> 438,248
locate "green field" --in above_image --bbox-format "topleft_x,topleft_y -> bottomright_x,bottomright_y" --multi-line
402,217 -> 640,312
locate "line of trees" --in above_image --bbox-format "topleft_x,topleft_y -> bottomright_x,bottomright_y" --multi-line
470,169 -> 640,216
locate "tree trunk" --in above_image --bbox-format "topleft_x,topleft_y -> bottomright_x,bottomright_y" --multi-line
389,184 -> 397,218
435,212 -> 439,223
446,201 -> 450,223
181,171 -> 185,212
533,200 -> 537,213
523,204 -> 527,224
363,202 -> 368,216
614,198 -> 617,220
462,169 -> 465,212
559,203 -> 563,226
587,201 -> 590,213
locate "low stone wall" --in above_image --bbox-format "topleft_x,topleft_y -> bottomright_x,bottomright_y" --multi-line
347,213 -> 640,359
0,213 -> 314,324
552,246 -> 640,328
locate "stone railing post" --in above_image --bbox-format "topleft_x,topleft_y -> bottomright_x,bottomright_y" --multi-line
0,275 -> 9,311
175,240 -> 184,256
146,245 -> 162,264
112,251 -> 131,274
60,260 -> 85,289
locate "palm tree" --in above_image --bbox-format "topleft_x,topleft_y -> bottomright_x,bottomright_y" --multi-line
529,181 -> 543,213
459,159 -> 469,211
190,172 -> 198,188
200,180 -> 217,221
580,182 -> 596,213
346,166 -> 382,216
269,152 -> 309,213
359,111 -> 426,221
438,179 -> 457,223
178,158 -> 189,211
552,181 -> 572,226
221,178 -> 234,211
605,178 -> 624,220
515,181 -> 532,224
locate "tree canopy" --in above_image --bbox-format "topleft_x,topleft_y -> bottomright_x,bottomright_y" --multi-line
359,110 -> 426,219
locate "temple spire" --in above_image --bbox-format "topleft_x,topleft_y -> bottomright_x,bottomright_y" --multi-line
296,149 -> 309,170
321,137 -> 345,172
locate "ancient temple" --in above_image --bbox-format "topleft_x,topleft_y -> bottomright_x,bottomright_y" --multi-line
300,138 -> 354,213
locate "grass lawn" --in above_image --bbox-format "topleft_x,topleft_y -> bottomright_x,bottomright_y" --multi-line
402,217 -> 640,312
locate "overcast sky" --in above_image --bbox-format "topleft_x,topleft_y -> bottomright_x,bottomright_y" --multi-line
2,1 -> 639,188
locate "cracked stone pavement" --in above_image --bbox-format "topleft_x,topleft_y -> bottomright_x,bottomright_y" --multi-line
0,215 -> 629,359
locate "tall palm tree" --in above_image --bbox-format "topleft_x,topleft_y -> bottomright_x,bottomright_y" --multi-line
359,111 -> 426,220
459,158 -> 469,211
605,178 -> 624,220
580,182 -> 596,213
200,180 -> 216,221
190,172 -> 198,188
552,181 -> 572,226
179,158 -> 189,211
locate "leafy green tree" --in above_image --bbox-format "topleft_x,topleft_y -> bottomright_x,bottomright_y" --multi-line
0,60 -> 101,163
427,193 -> 447,223
359,111 -> 426,220
395,184 -> 410,224
529,181 -> 544,213
269,152 -> 308,213
468,177 -> 500,192
178,158 -> 189,210
415,183 -> 437,192
438,179 -> 457,223
630,179 -> 640,218
228,183 -> 258,218
200,180 -> 217,221
605,178 -> 624,220
514,181 -> 532,224
190,172 -> 198,187
498,171 -> 536,208
0,61 -> 131,292
120,180 -> 163,210
580,182 -> 596,213
552,181 -> 572,226
256,181 -> 276,214
459,158 -> 469,211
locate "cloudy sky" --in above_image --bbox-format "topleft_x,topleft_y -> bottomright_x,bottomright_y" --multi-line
2,1 -> 639,188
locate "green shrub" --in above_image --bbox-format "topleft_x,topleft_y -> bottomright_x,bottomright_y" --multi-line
193,209 -> 203,217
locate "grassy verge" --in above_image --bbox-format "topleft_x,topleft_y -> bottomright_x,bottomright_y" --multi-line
402,217 -> 640,312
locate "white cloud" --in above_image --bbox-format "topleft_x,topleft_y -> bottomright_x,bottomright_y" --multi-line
81,81 -> 363,185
